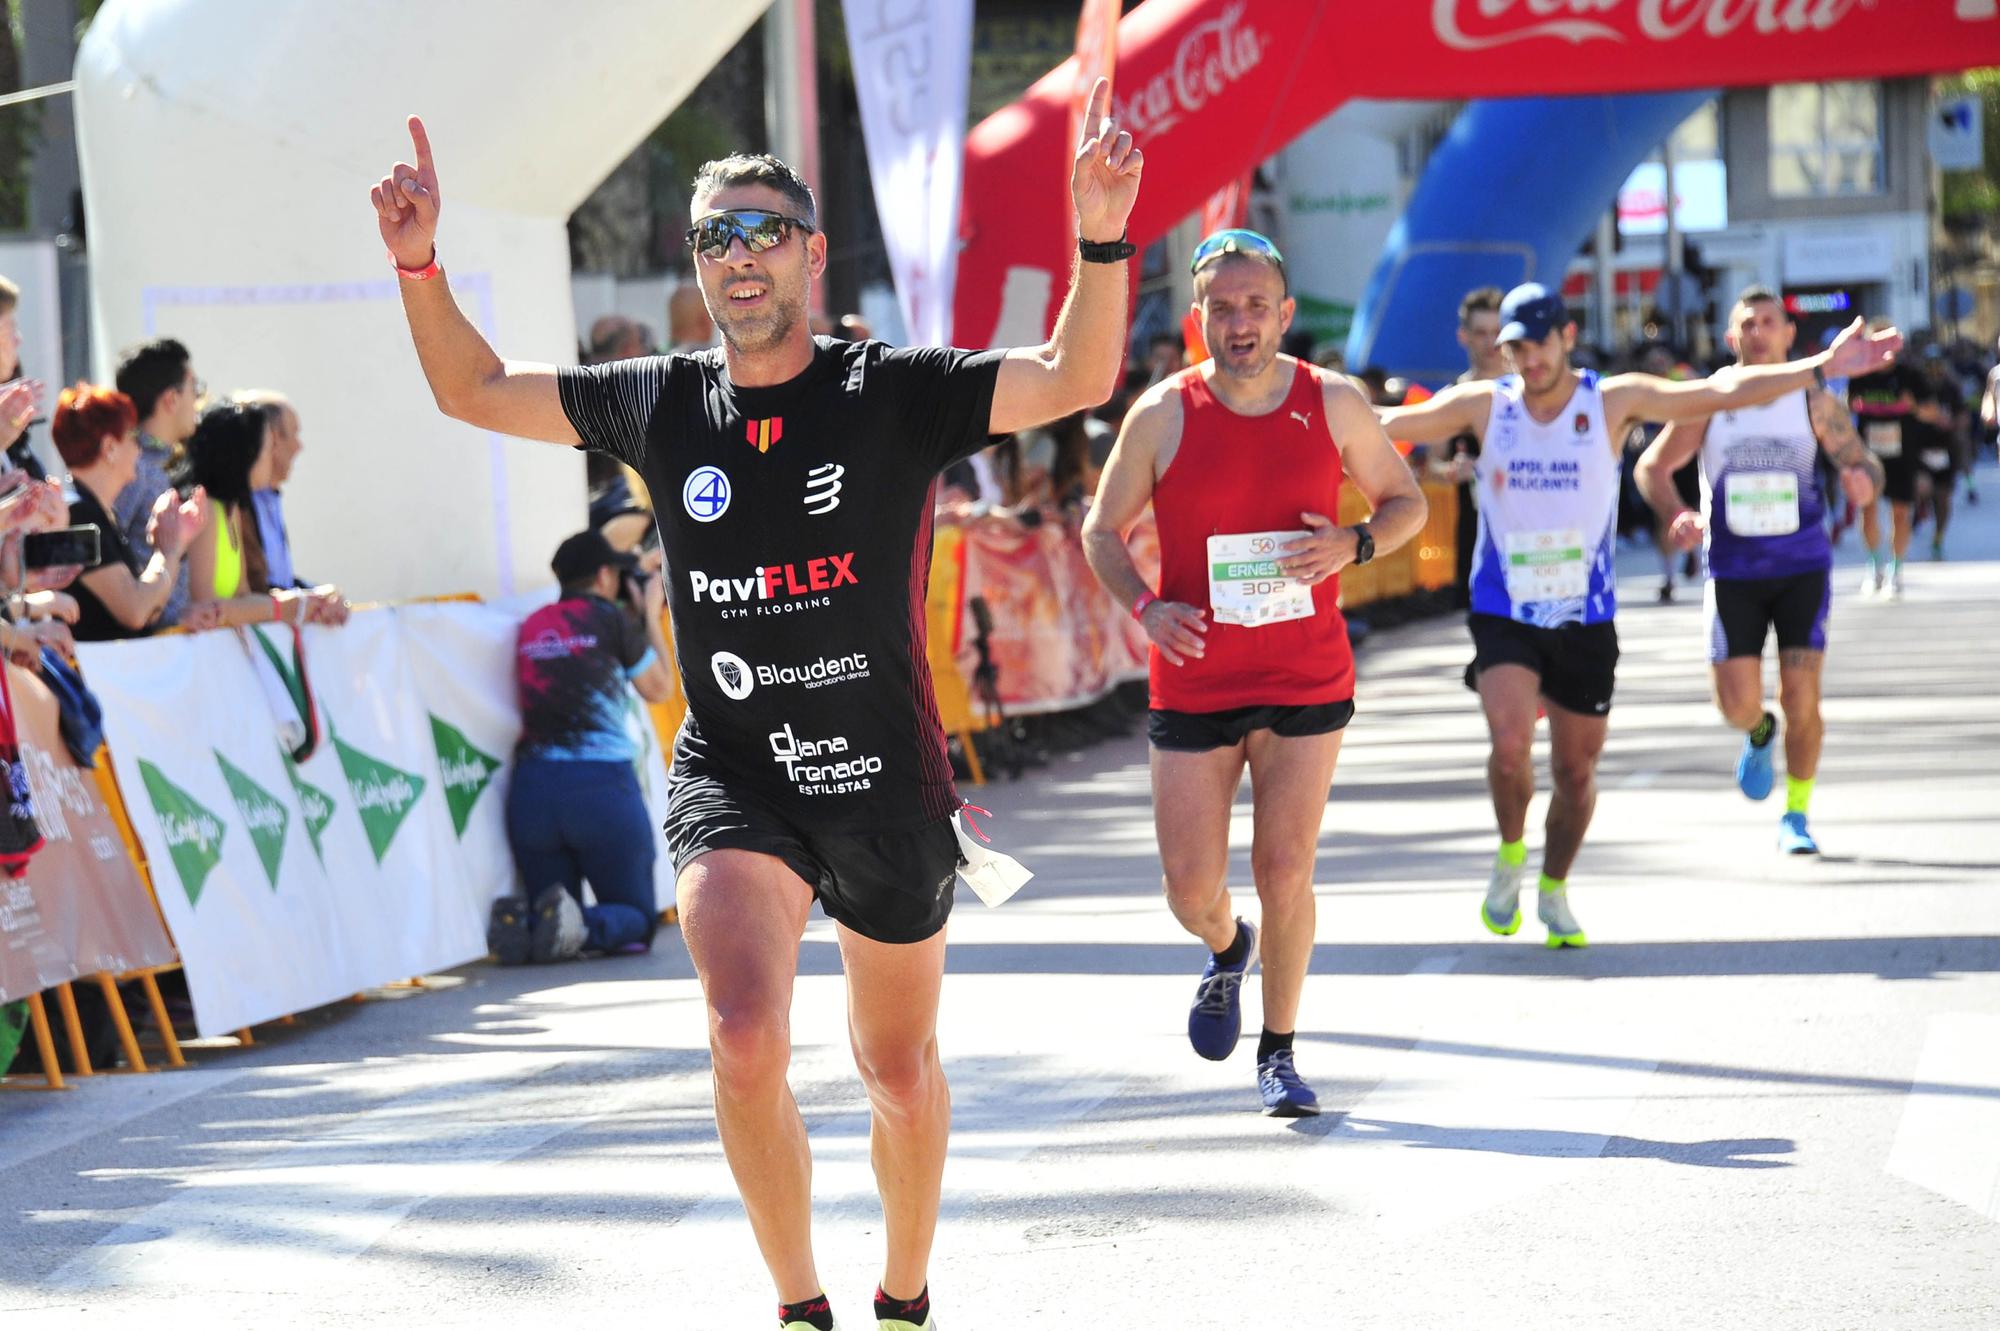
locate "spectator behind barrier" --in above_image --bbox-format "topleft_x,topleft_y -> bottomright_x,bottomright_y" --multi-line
234,391 -> 347,628
486,529 -> 674,965
0,274 -> 49,480
174,403 -> 344,631
51,383 -> 208,642
112,338 -> 202,626
0,462 -> 82,671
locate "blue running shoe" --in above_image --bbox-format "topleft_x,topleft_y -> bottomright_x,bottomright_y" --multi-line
1736,713 -> 1777,801
1188,918 -> 1256,1061
1257,1048 -> 1320,1117
1778,812 -> 1820,855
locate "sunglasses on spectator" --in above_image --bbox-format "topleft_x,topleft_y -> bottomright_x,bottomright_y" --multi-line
1189,229 -> 1286,276
685,209 -> 815,261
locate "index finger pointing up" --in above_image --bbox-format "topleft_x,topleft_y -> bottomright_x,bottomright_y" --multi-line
1085,76 -> 1110,126
407,114 -> 436,182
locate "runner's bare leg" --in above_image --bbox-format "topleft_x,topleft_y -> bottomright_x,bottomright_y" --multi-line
838,921 -> 951,1302
1153,743 -> 1251,953
679,849 -> 820,1304
1243,728 -> 1343,1033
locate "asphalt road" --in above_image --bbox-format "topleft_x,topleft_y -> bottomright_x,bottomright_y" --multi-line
6,468 -> 1997,1329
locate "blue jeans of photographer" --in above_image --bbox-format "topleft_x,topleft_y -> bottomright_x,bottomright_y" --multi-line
504,756 -> 657,951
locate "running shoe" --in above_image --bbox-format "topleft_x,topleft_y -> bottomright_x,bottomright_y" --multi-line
877,1318 -> 934,1331
529,885 -> 587,962
1735,713 -> 1777,801
1778,812 -> 1820,856
784,1322 -> 841,1331
1885,566 -> 1905,600
1858,563 -> 1882,598
1481,859 -> 1526,936
1187,918 -> 1257,1061
1538,885 -> 1588,949
486,893 -> 531,966
1257,1048 -> 1321,1117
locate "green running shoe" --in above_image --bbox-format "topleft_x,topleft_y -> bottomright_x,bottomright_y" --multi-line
1481,859 -> 1525,935
1538,884 -> 1587,949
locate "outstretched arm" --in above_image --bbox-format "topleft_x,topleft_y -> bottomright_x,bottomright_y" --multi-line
991,78 -> 1143,436
372,116 -> 578,445
1377,381 -> 1491,446
1606,316 -> 1902,430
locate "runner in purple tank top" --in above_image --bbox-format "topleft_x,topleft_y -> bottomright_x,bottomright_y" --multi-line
1636,286 -> 1889,855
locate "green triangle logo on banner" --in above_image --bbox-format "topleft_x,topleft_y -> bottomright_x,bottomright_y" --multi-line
429,714 -> 502,838
214,751 -> 289,889
334,734 -> 426,864
136,760 -> 226,907
282,751 -> 337,862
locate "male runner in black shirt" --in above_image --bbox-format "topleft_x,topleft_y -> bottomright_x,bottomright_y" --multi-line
372,80 -> 1143,1331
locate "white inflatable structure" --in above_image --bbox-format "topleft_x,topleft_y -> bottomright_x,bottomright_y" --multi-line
76,0 -> 771,600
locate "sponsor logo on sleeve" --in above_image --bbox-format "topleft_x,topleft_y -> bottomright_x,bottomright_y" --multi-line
769,723 -> 883,797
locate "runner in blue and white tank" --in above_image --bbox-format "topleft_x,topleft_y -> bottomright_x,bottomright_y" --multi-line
1636,286 -> 1887,856
1383,283 -> 1902,946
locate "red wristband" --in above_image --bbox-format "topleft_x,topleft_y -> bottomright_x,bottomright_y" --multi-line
1131,591 -> 1156,620
271,592 -> 282,623
391,248 -> 441,281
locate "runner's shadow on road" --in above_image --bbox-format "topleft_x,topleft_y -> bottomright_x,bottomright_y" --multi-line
1814,854 -> 2000,872
1289,1113 -> 1793,1168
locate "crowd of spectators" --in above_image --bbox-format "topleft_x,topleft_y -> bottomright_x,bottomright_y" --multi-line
0,280 -> 351,669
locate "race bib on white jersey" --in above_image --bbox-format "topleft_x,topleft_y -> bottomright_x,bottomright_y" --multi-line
1865,420 -> 1903,459
1206,531 -> 1314,628
1502,528 -> 1589,604
1724,471 -> 1801,537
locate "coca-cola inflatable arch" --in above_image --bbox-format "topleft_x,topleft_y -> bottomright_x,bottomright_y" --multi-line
956,0 -> 2000,354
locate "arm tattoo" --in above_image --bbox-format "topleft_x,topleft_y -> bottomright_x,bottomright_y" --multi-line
1809,387 -> 1884,485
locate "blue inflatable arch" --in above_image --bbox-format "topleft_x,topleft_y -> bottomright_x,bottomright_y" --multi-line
1345,92 -> 1715,385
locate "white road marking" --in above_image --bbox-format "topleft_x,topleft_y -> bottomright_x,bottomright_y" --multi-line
1886,1013 -> 2000,1222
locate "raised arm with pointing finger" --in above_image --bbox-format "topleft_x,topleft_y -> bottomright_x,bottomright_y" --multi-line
372,116 -> 581,444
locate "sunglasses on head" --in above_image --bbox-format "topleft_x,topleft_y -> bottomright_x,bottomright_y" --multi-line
685,209 -> 815,260
1189,229 -> 1285,276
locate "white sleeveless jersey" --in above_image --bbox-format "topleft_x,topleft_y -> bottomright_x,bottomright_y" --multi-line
1698,390 -> 1832,581
1469,369 -> 1622,626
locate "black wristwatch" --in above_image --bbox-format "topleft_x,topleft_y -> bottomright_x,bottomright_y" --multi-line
1351,522 -> 1375,566
1079,232 -> 1135,264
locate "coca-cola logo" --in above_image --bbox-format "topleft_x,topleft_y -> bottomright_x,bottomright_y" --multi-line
1112,1 -> 1266,139
1433,0 -> 1875,51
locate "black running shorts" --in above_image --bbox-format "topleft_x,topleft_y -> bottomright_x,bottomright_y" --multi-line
1147,699 -> 1355,753
665,768 -> 962,944
1467,613 -> 1620,717
1706,570 -> 1830,664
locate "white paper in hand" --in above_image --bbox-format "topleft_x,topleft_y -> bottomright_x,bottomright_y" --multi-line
953,805 -> 1032,908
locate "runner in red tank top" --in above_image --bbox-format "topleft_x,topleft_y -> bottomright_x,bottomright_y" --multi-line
1083,230 -> 1427,1117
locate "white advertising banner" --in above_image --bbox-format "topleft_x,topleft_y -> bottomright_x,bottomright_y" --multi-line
1274,110 -> 1408,351
842,0 -> 974,346
81,603 -> 680,1035
78,631 -> 364,1036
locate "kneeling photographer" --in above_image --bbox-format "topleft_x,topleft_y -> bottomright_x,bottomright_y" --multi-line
491,529 -> 674,965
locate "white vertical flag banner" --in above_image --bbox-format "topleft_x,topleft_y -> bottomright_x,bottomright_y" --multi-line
842,0 -> 974,346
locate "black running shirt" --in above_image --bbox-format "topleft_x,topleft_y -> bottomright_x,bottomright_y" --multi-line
558,337 -> 1005,834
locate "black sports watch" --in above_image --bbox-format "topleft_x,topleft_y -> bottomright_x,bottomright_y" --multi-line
1079,232 -> 1136,264
1351,522 -> 1375,566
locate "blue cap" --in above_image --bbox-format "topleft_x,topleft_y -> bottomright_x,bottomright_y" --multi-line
1497,283 -> 1569,345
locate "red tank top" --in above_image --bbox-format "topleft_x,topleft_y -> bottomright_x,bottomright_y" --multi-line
1149,360 -> 1354,713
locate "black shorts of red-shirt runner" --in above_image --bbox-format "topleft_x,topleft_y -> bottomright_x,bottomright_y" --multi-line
1467,613 -> 1620,717
1147,699 -> 1355,753
665,765 -> 963,945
